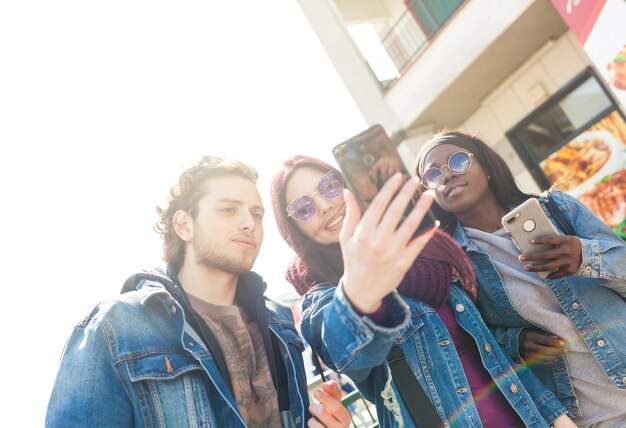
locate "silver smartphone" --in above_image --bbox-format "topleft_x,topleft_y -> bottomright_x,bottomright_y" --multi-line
501,198 -> 560,278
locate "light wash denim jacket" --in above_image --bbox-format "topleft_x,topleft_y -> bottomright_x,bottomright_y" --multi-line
301,282 -> 566,427
46,270 -> 310,427
452,190 -> 626,417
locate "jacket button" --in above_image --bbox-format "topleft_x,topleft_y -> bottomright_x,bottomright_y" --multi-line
622,377 -> 626,384
438,339 -> 450,346
510,384 -> 518,394
584,266 -> 592,274
457,387 -> 467,393
597,340 -> 606,347
484,344 -> 491,352
455,304 -> 465,313
571,302 -> 580,310
295,416 -> 301,424
171,305 -> 177,314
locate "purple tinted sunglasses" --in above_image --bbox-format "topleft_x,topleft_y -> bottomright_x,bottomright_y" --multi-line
286,171 -> 344,222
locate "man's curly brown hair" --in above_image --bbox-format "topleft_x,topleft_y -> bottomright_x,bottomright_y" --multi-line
155,156 -> 258,270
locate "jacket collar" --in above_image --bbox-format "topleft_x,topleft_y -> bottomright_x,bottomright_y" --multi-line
452,222 -> 470,248
121,265 -> 269,311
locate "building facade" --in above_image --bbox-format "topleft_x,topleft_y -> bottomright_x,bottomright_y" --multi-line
297,0 -> 626,211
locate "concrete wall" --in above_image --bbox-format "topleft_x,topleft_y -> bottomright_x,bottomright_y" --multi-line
298,0 -> 591,190
400,31 -> 590,192
457,31 -> 589,191
384,0 -> 536,129
334,0 -> 406,26
297,0 -> 404,133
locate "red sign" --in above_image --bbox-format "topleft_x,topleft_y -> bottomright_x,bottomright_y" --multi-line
550,0 -> 607,45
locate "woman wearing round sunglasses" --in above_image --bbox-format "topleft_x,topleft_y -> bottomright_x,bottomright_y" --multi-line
416,130 -> 626,427
270,155 -> 574,427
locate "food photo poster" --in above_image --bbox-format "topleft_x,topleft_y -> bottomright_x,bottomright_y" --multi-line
549,0 -> 626,238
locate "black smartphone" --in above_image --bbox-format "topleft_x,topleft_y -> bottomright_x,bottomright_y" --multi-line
332,124 -> 436,238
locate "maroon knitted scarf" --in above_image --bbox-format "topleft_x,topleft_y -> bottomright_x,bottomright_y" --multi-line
397,258 -> 452,308
274,156 -> 476,305
287,229 -> 475,308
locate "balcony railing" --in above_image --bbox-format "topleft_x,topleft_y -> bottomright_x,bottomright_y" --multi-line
363,0 -> 464,89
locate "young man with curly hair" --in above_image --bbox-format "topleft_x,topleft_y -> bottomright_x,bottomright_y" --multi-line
46,156 -> 350,428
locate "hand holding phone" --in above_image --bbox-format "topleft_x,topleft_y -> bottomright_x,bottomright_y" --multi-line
339,173 -> 437,314
518,235 -> 583,279
501,198 -> 560,278
332,125 -> 436,238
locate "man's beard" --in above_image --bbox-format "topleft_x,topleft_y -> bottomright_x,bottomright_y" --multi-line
193,239 -> 255,275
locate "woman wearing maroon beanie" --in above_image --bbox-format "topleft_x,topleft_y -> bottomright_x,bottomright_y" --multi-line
271,155 -> 574,428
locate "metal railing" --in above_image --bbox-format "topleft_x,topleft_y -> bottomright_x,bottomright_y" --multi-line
363,2 -> 463,89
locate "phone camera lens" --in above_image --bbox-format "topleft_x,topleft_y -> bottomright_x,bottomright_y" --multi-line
363,153 -> 375,166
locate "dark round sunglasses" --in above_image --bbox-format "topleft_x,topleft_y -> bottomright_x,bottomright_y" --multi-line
422,151 -> 474,189
286,171 -> 344,222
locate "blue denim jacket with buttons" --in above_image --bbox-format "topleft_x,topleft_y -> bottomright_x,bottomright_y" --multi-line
46,269 -> 310,427
451,190 -> 626,417
301,282 -> 566,427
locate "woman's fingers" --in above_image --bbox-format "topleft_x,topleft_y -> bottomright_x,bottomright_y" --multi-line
520,236 -> 582,278
376,176 -> 422,236
339,189 -> 361,247
308,383 -> 352,428
358,172 -> 405,230
340,175 -> 437,310
405,220 -> 438,262
320,380 -> 342,400
345,177 -> 437,268
520,330 -> 567,364
394,188 -> 435,239
524,344 -> 566,364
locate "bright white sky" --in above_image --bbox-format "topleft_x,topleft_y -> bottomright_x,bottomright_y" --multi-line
0,1 -> 367,425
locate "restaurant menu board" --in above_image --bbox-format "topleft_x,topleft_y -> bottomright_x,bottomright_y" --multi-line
540,111 -> 626,238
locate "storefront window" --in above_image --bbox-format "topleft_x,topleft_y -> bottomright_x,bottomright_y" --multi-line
508,67 -> 626,238
515,75 -> 613,161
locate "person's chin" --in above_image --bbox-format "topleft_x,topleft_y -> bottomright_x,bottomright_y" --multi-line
234,258 -> 257,274
315,232 -> 339,246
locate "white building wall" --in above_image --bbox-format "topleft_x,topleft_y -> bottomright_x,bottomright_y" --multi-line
385,0 -> 536,129
298,0 -> 592,191
296,0 -> 404,133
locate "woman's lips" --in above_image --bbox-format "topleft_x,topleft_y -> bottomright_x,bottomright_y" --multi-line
446,184 -> 465,197
325,213 -> 344,231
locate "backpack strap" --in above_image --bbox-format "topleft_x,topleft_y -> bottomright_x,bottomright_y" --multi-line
311,349 -> 328,382
387,346 -> 444,428
271,334 -> 292,411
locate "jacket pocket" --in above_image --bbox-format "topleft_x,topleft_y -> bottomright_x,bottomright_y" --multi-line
126,352 -> 204,381
394,314 -> 424,345
123,352 -> 218,427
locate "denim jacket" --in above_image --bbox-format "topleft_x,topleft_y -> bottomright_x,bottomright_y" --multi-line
301,282 -> 566,427
46,269 -> 310,427
452,190 -> 626,417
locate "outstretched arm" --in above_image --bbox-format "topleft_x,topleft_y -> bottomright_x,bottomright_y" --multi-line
301,176 -> 436,390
